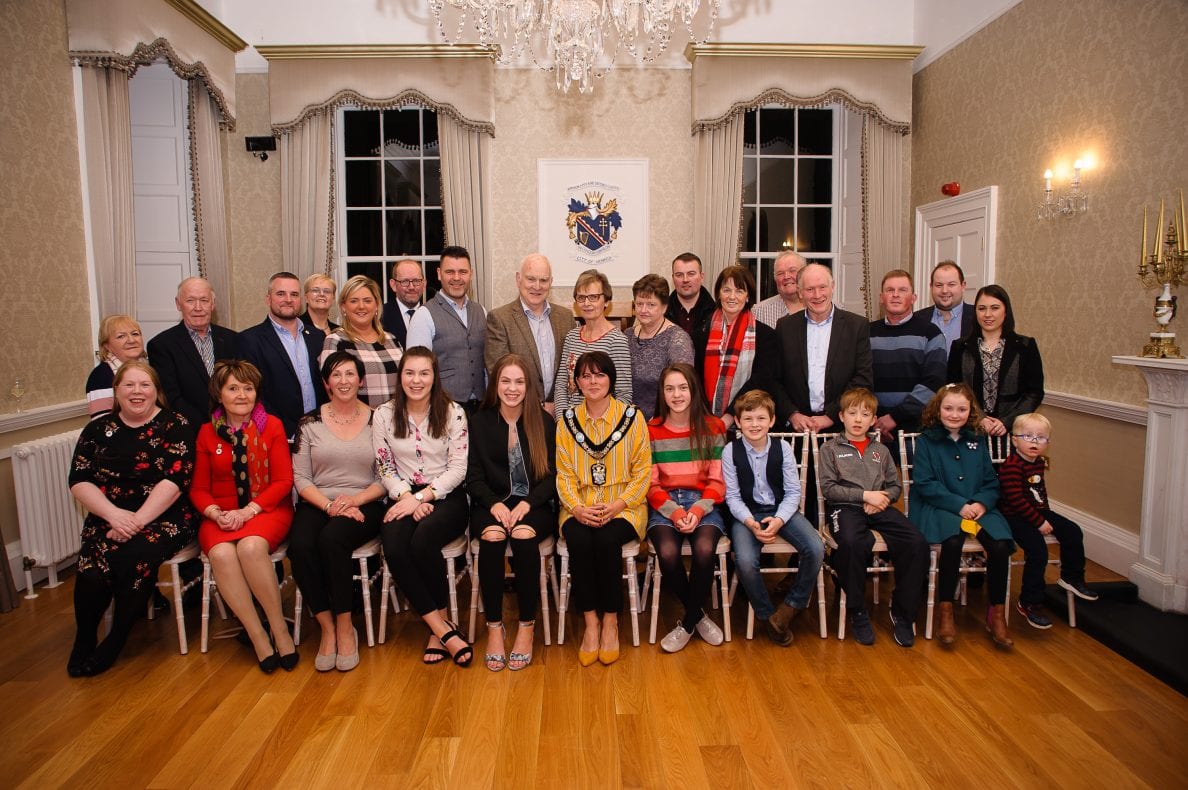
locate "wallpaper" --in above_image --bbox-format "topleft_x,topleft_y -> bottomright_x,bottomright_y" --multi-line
0,0 -> 93,414
912,0 -> 1188,407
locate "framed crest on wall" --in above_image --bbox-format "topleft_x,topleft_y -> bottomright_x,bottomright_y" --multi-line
538,159 -> 649,287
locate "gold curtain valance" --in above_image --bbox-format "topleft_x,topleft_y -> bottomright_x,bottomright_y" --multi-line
65,0 -> 242,123
262,46 -> 497,137
687,43 -> 922,134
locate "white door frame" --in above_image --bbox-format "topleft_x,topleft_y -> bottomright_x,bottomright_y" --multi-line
913,185 -> 998,297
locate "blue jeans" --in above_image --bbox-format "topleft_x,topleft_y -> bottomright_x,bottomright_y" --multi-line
646,489 -> 725,532
730,505 -> 823,619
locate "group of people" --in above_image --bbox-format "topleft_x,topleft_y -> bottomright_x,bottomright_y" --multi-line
66,246 -> 1095,678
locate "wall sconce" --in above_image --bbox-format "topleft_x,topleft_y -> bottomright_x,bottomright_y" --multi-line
1038,160 -> 1089,220
245,136 -> 276,162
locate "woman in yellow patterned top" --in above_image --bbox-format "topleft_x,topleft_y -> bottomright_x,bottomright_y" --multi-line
556,351 -> 651,667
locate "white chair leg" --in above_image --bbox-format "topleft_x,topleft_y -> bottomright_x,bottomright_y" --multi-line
538,554 -> 552,647
293,589 -> 303,647
872,575 -> 880,605
445,555 -> 460,626
719,553 -> 731,642
816,569 -> 827,640
170,562 -> 188,654
925,549 -> 937,640
467,549 -> 481,642
647,556 -> 662,645
200,560 -> 212,653
360,556 -> 376,648
1068,591 -> 1077,628
626,555 -> 640,647
746,603 -> 754,640
557,555 -> 570,645
838,588 -> 848,640
378,564 -> 391,645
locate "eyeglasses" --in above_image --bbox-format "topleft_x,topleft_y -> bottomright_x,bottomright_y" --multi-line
1012,434 -> 1050,444
393,278 -> 424,287
575,293 -> 605,304
307,287 -> 335,296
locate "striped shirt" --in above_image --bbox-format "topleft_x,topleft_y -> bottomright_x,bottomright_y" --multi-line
553,326 -> 633,412
646,417 -> 726,519
997,453 -> 1049,529
321,329 -> 403,409
555,397 -> 652,537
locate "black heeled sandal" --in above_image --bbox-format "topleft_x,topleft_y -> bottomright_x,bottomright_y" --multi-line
441,621 -> 473,668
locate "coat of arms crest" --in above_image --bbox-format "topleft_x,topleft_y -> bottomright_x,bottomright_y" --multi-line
566,191 -> 622,252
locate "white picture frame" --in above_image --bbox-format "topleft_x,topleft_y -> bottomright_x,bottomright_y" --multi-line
537,158 -> 649,287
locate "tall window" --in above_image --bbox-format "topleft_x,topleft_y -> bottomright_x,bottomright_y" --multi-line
339,106 -> 443,302
740,106 -> 838,300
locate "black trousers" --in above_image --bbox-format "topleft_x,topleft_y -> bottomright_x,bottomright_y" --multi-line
562,517 -> 636,615
827,505 -> 928,620
288,500 -> 383,616
380,488 -> 469,616
648,521 -> 720,630
936,530 -> 1014,604
1008,510 -> 1086,605
471,496 -> 555,623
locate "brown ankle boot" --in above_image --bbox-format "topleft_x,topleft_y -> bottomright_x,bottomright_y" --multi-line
986,604 -> 1014,649
937,602 -> 956,645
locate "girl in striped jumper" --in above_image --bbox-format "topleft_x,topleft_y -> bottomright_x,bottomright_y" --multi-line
646,363 -> 728,652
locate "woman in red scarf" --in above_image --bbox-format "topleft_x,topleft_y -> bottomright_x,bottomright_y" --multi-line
191,360 -> 296,673
691,265 -> 778,431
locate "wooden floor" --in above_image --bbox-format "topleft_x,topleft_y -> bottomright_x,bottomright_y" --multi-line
0,559 -> 1184,790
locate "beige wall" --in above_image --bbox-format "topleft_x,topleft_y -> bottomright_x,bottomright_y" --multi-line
911,0 -> 1188,534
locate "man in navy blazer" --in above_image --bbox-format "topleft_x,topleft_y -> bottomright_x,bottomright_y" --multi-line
380,258 -> 426,349
915,260 -> 975,353
147,277 -> 239,434
772,264 -> 874,431
239,272 -> 327,440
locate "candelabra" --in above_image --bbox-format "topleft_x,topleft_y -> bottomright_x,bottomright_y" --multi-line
1137,191 -> 1187,358
1037,160 -> 1089,220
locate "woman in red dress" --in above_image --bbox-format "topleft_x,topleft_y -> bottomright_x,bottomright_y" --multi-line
190,360 -> 296,672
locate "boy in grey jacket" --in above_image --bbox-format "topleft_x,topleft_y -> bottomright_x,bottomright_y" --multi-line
819,388 -> 928,647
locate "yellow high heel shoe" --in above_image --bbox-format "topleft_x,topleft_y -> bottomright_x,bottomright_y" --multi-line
579,648 -> 599,667
597,646 -> 619,665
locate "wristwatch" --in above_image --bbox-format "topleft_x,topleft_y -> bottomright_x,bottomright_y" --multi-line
414,491 -> 425,503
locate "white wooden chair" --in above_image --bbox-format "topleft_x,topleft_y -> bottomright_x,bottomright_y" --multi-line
377,534 -> 471,644
104,541 -> 203,654
466,535 -> 561,644
812,431 -> 899,640
292,537 -> 385,648
898,432 -> 1010,640
726,432 -> 828,640
199,542 -> 293,653
644,533 -> 732,644
555,538 -> 647,647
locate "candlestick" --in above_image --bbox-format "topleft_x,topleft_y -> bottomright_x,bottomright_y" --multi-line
1142,206 -> 1148,271
1156,198 -> 1165,262
1043,169 -> 1052,192
1072,160 -> 1083,188
1180,188 -> 1186,254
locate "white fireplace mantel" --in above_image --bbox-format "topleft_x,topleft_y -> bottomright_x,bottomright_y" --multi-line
1112,355 -> 1188,612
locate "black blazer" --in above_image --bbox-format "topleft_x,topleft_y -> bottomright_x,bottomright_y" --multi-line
147,322 -> 239,431
239,318 -> 328,438
947,332 -> 1044,430
465,407 -> 557,511
691,315 -> 779,416
916,303 -> 975,350
381,301 -> 416,349
772,307 -> 874,426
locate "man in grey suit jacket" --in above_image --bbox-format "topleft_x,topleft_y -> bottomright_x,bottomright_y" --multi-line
484,253 -> 576,414
772,264 -> 873,431
915,260 -> 975,352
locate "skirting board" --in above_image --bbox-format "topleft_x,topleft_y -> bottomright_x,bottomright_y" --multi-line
1049,498 -> 1139,579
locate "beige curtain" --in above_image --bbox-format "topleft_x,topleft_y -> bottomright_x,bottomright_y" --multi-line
439,114 -> 491,303
189,81 -> 231,311
864,118 -> 906,312
79,65 -> 135,317
693,111 -> 745,283
280,113 -> 334,281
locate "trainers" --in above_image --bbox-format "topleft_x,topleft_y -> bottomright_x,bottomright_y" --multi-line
1017,601 -> 1053,629
660,623 -> 694,653
889,610 -> 915,647
850,609 -> 875,646
1058,578 -> 1099,601
694,615 -> 724,646
759,617 -> 794,647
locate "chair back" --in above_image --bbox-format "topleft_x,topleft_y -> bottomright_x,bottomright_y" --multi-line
898,432 -> 920,516
988,433 -> 1011,464
769,432 -> 810,511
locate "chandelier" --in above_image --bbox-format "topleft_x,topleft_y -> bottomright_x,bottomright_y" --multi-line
428,0 -> 721,94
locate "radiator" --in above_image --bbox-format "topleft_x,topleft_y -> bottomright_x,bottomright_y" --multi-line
12,429 -> 84,597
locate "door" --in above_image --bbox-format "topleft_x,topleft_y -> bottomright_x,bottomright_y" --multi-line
914,185 -> 997,304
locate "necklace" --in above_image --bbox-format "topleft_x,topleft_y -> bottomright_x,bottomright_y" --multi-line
581,322 -> 609,343
327,403 -> 361,425
635,320 -> 664,342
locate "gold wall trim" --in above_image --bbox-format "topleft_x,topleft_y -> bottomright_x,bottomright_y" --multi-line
257,44 -> 499,61
164,0 -> 247,52
684,42 -> 924,63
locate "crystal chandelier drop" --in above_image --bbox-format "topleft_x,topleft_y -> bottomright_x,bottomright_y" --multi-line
428,0 -> 721,94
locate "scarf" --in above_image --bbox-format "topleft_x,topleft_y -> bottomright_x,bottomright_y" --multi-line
703,309 -> 757,416
212,403 -> 270,508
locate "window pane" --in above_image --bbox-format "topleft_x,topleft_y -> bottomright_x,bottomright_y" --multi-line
344,161 -> 381,207
384,160 -> 422,207
346,210 -> 383,256
424,259 -> 442,300
742,158 -> 756,205
422,112 -> 439,154
758,108 -> 794,155
343,110 -> 380,157
423,159 -> 441,207
386,209 -> 422,256
754,256 -> 777,301
797,159 -> 832,204
348,260 -> 384,290
424,209 -> 445,256
759,207 -> 795,253
758,158 -> 796,205
743,109 -> 757,146
798,109 -> 833,154
383,109 -> 423,155
797,207 -> 832,252
741,207 -> 758,252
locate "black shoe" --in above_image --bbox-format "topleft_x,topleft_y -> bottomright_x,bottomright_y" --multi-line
151,590 -> 170,615
279,649 -> 299,671
889,610 -> 915,647
850,609 -> 875,646
1017,601 -> 1053,629
1058,578 -> 1099,601
67,638 -> 96,678
258,651 -> 280,674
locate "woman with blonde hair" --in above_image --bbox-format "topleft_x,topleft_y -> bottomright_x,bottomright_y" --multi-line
321,275 -> 403,407
85,314 -> 146,419
302,273 -> 340,333
554,269 -> 633,412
